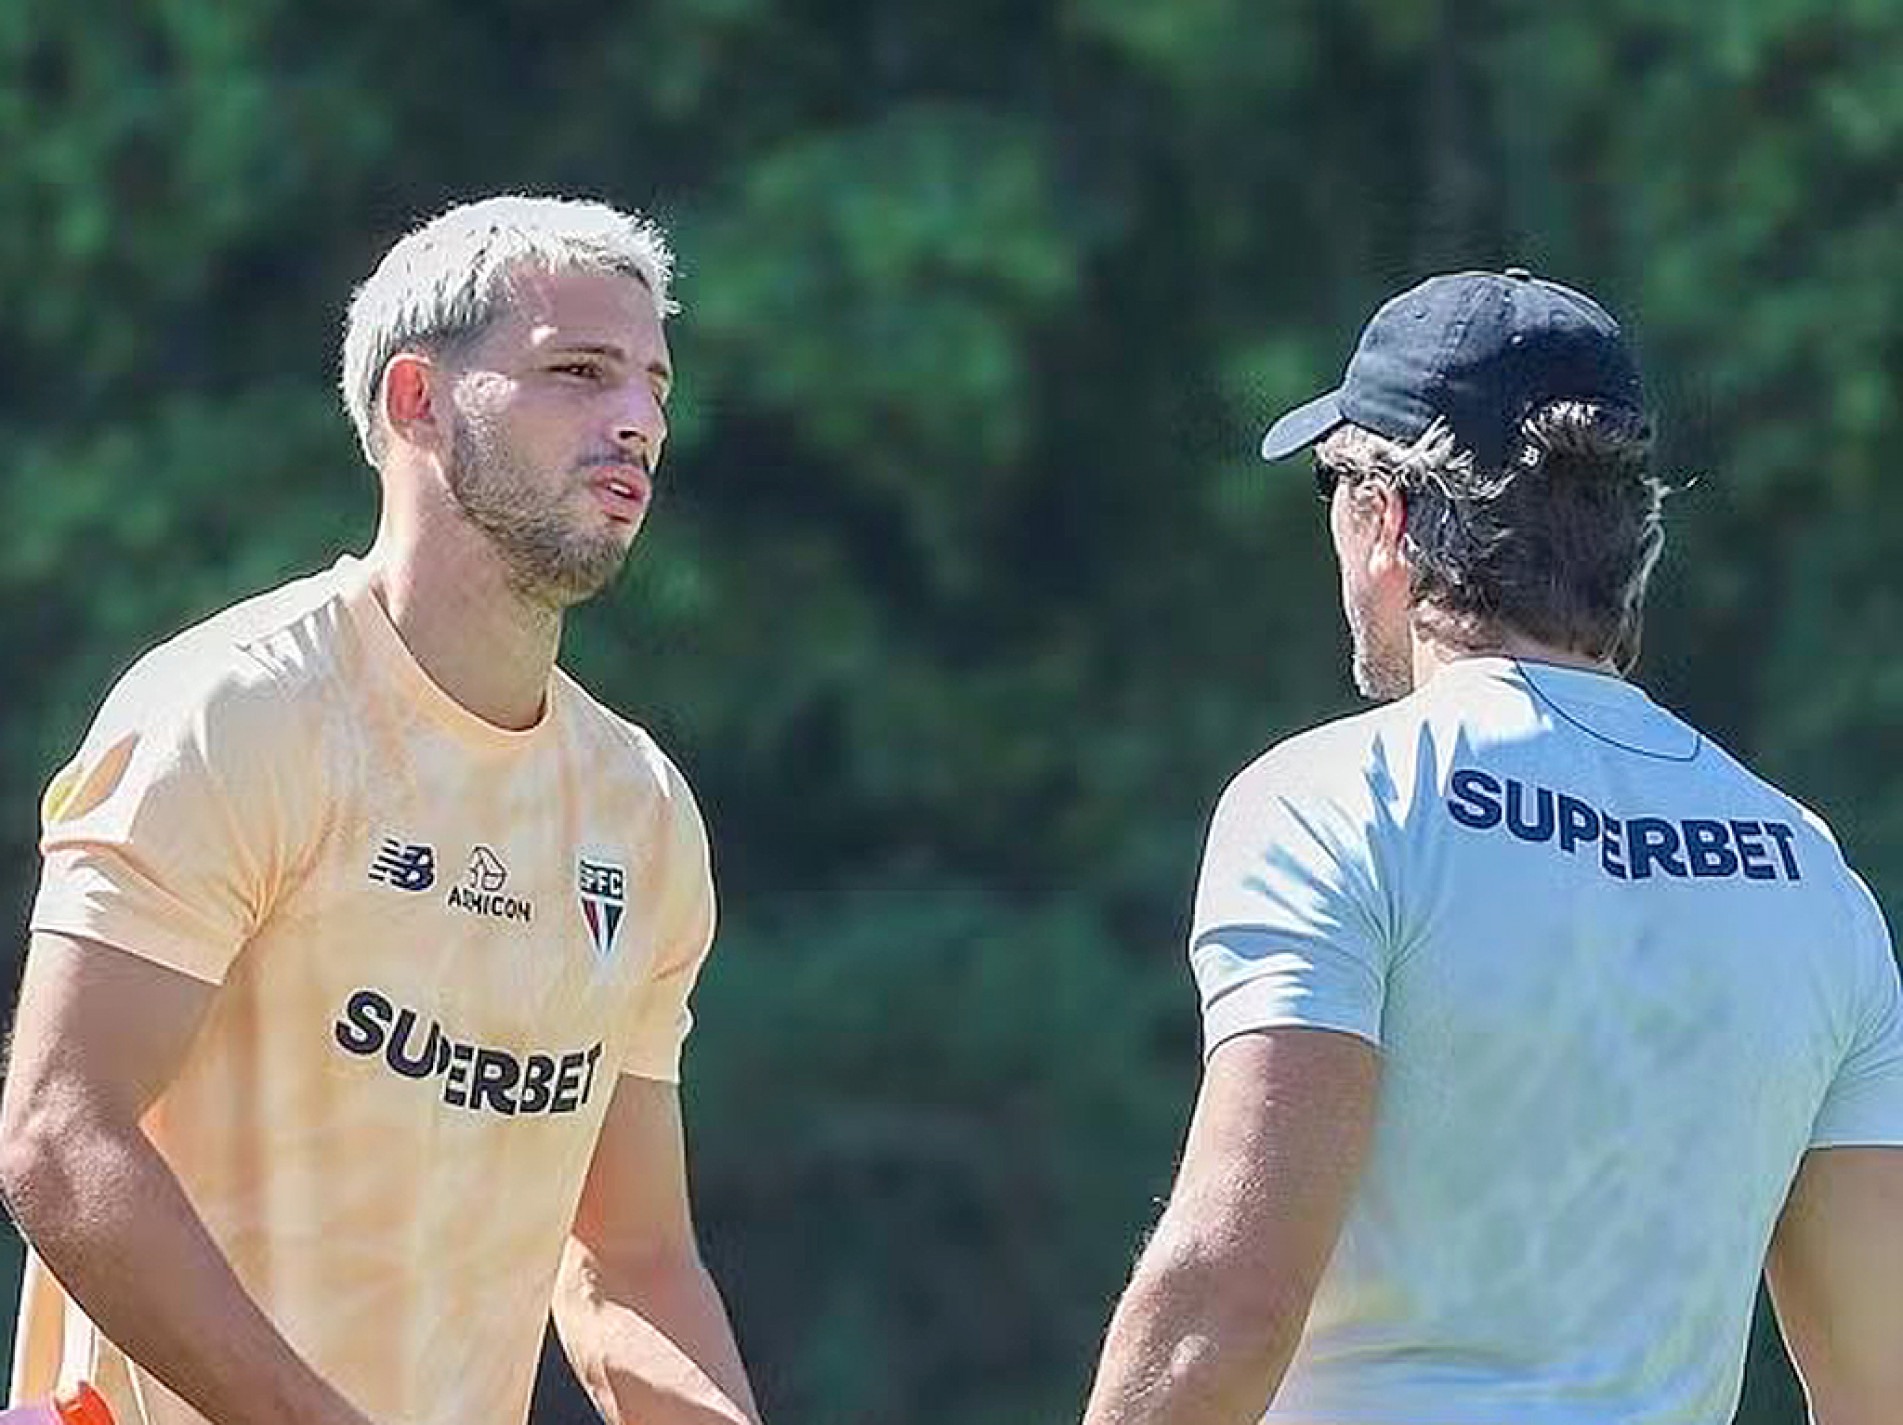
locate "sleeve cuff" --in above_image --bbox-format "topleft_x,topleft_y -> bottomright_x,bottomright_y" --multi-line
1201,971 -> 1382,1058
31,854 -> 238,986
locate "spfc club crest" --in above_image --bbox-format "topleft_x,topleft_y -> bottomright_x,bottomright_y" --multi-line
576,855 -> 628,960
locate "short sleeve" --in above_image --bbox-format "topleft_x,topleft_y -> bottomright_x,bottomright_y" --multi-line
29,652 -> 303,985
1810,879 -> 1903,1148
1188,755 -> 1391,1056
619,766 -> 717,1084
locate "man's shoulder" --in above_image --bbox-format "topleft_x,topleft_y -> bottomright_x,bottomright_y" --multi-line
551,669 -> 698,807
1689,728 -> 1848,849
1225,697 -> 1427,809
95,563 -> 354,745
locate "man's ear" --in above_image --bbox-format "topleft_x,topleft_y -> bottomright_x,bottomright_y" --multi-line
1357,480 -> 1409,581
382,352 -> 450,454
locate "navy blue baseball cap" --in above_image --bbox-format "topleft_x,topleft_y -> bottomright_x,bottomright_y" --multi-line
1259,267 -> 1644,473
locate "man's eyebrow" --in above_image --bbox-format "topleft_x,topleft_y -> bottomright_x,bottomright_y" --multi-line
549,341 -> 627,361
549,342 -> 672,386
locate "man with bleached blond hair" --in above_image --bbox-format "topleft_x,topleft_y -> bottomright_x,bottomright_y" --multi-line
2,195 -> 763,1425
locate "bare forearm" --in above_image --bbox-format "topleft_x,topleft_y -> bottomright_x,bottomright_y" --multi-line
1081,1245 -> 1301,1425
0,1115 -> 370,1425
555,1244 -> 761,1425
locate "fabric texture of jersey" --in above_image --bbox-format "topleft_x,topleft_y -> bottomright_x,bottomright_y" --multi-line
12,555 -> 717,1425
1190,657 -> 1903,1425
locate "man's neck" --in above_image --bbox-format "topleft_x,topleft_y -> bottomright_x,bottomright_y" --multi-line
1411,626 -> 1618,691
364,516 -> 561,732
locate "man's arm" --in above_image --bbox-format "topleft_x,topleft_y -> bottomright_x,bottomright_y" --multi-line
1080,1027 -> 1378,1425
552,1071 -> 762,1425
0,931 -> 374,1425
1765,1146 -> 1903,1425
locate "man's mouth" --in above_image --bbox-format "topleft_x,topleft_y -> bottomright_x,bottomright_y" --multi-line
590,466 -> 651,521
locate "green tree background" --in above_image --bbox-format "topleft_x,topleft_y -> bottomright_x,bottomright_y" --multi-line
3,2 -> 1898,1422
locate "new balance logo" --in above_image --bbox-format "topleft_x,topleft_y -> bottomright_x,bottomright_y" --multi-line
369,838 -> 436,892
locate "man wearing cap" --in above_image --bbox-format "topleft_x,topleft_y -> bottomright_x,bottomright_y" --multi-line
1078,269 -> 1903,1424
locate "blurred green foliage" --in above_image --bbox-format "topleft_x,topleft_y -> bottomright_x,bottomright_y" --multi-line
3,2 -> 1900,1422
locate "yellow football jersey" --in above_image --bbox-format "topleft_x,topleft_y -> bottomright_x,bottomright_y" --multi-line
12,556 -> 716,1425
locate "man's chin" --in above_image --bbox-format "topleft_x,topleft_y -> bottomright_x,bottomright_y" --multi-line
562,553 -> 634,607
508,543 -> 633,610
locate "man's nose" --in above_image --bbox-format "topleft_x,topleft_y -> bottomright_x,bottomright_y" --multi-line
612,381 -> 667,455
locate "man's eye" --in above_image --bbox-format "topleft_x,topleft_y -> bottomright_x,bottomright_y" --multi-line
553,362 -> 602,380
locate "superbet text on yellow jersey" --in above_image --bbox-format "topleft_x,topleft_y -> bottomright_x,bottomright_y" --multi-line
10,556 -> 718,1425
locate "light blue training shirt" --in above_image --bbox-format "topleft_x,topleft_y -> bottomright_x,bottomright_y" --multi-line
1190,657 -> 1903,1425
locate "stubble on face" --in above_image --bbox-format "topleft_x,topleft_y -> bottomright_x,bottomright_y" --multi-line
1347,593 -> 1414,700
447,410 -> 632,610
1336,512 -> 1414,700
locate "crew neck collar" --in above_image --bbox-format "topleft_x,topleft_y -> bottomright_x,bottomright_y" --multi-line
1433,654 -> 1639,704
334,555 -> 557,752
1431,654 -> 1698,760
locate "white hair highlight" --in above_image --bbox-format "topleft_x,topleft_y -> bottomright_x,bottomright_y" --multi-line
339,194 -> 677,465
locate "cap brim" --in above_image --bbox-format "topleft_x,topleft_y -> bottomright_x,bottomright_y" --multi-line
1259,389 -> 1346,462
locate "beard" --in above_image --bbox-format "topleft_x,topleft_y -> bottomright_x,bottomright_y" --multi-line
1346,586 -> 1413,701
447,417 -> 632,609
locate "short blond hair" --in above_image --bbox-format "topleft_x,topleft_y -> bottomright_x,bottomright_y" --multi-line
339,194 -> 675,465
